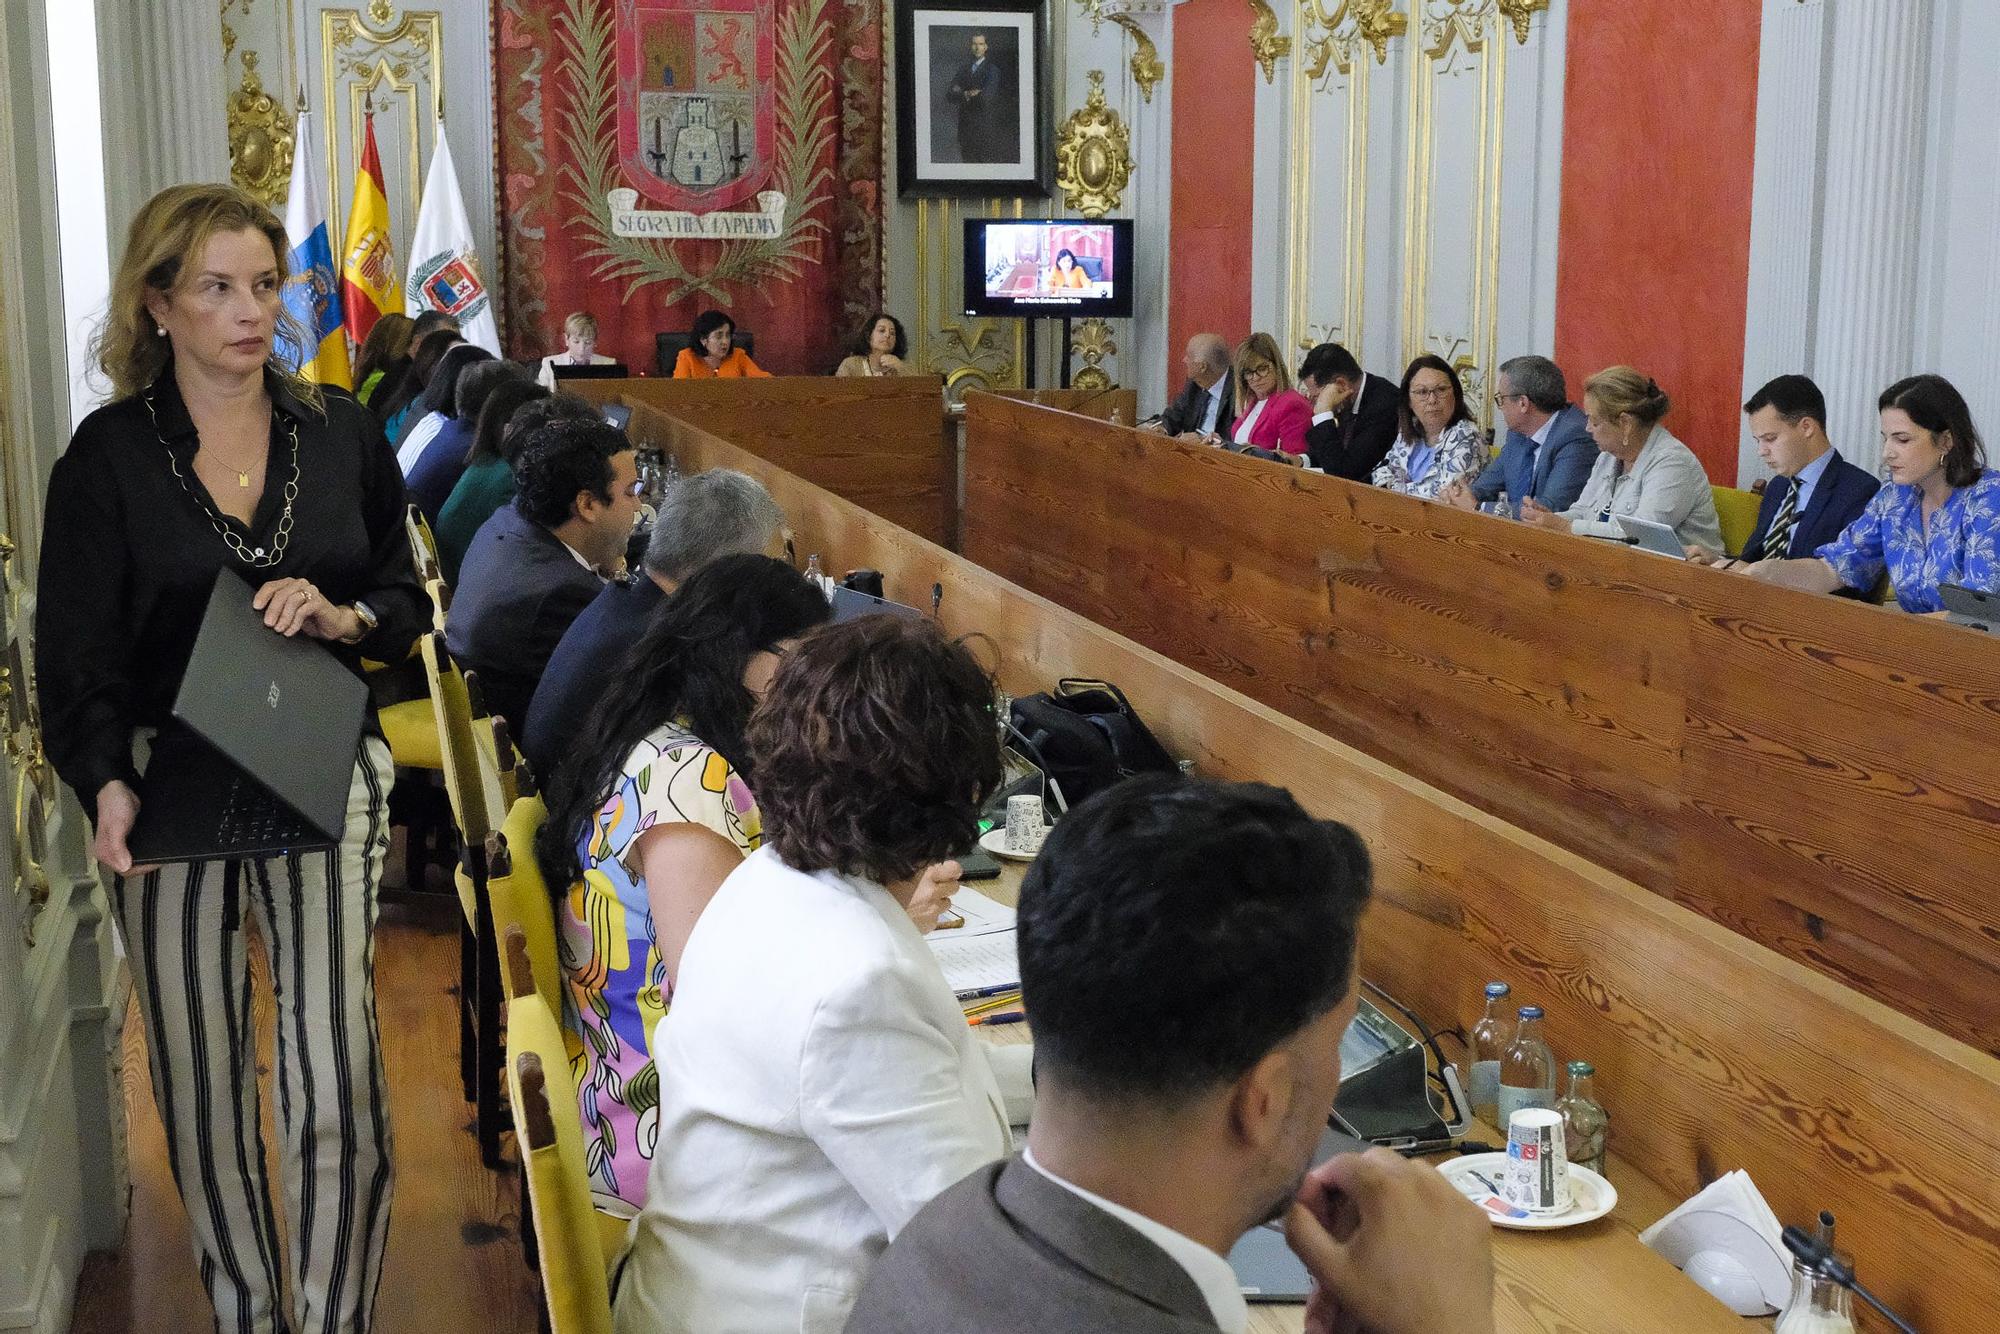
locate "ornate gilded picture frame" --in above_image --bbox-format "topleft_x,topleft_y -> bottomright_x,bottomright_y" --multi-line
895,0 -> 1051,197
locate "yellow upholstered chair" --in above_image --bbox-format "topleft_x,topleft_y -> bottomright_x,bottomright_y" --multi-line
1713,486 -> 1762,557
422,630 -> 511,1165
504,928 -> 624,1328
484,795 -> 562,1016
408,504 -> 441,576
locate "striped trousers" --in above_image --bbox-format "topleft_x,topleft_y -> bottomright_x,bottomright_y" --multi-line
113,737 -> 396,1334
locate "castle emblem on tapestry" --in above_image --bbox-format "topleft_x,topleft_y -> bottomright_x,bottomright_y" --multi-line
621,0 -> 775,206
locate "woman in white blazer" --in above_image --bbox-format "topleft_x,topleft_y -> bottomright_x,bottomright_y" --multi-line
613,615 -> 1028,1334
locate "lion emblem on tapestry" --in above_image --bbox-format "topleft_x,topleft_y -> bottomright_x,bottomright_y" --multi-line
495,0 -> 887,375
621,0 -> 776,207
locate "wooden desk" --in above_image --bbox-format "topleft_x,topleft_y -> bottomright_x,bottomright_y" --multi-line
614,396 -> 2000,1332
964,865 -> 1755,1334
961,395 -> 2000,1059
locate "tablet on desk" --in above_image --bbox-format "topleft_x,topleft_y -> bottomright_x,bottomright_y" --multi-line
1615,515 -> 1691,559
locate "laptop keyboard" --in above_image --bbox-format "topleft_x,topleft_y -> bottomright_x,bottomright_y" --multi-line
216,777 -> 316,850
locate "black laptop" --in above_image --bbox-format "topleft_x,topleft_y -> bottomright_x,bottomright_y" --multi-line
550,362 -> 629,381
127,569 -> 371,863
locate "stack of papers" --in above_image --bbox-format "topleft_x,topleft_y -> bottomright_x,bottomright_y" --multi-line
926,886 -> 1021,994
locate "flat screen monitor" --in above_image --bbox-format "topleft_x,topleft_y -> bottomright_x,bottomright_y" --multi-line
962,218 -> 1134,319
550,362 -> 629,380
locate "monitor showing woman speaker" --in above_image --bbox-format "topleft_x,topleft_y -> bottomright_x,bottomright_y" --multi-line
962,218 -> 1135,318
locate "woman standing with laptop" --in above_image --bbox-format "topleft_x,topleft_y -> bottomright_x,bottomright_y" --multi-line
36,184 -> 423,1334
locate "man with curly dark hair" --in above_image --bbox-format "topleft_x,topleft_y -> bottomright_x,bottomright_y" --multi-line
613,614 -> 1032,1334
444,416 -> 639,724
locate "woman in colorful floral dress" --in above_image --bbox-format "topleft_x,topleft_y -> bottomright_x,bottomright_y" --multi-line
536,554 -> 831,1213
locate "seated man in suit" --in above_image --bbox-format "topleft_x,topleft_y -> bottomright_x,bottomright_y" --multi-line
445,418 -> 641,726
1148,333 -> 1235,440
1691,374 -> 1878,574
1297,343 -> 1400,481
1441,354 -> 1595,518
520,467 -> 787,779
848,775 -> 1494,1334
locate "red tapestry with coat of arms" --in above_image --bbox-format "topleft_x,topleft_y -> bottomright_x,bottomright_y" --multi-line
495,0 -> 885,374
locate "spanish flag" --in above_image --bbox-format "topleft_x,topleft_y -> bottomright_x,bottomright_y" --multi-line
340,113 -> 400,346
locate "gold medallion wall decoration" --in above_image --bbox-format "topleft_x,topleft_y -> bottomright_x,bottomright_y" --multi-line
1054,72 -> 1132,220
228,51 -> 297,206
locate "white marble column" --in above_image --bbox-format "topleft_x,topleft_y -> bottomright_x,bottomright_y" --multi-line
1810,0 -> 1933,475
96,0 -> 231,257
1738,0 -> 1830,485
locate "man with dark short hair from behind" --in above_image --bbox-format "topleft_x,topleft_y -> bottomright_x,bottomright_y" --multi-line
846,775 -> 1494,1334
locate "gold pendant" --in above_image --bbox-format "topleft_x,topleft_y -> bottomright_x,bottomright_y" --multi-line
237,470 -> 250,488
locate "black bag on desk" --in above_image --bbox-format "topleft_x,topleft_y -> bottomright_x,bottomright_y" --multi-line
1007,678 -> 1179,808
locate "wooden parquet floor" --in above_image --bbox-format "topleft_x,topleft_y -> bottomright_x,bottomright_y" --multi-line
69,900 -> 542,1334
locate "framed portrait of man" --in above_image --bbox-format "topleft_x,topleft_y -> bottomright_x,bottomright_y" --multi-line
895,0 -> 1050,196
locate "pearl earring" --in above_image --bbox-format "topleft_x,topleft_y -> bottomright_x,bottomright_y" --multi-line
156,325 -> 166,336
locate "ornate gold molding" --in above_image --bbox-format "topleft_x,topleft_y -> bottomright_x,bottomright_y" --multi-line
228,52 -> 297,206
321,7 -> 444,247
0,534 -> 52,948
1055,72 -> 1133,220
1070,319 -> 1117,392
1302,0 -> 1408,81
1247,0 -> 1292,84
1106,14 -> 1165,103
1498,0 -> 1549,45
915,198 -> 1025,402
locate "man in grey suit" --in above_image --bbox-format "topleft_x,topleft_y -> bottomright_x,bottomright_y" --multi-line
847,777 -> 1494,1334
1442,354 -> 1596,518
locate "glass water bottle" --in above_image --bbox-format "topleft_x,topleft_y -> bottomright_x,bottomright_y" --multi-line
1496,1005 -> 1556,1123
1464,982 -> 1512,1126
1557,1061 -> 1607,1176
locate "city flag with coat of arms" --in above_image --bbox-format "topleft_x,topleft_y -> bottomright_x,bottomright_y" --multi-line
406,122 -> 500,354
340,113 -> 400,346
279,105 -> 350,388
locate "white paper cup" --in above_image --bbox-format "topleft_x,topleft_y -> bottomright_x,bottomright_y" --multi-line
1504,1108 -> 1572,1214
1004,794 -> 1046,854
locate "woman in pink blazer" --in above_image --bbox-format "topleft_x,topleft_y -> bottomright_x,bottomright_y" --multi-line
1222,332 -> 1313,455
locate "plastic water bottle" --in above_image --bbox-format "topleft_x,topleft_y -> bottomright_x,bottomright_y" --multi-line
1496,1005 -> 1556,1124
1464,982 -> 1512,1126
663,453 -> 682,493
1557,1060 -> 1607,1176
805,553 -> 830,600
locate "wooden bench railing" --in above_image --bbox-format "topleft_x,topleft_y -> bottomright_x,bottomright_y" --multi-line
959,394 -> 2000,1060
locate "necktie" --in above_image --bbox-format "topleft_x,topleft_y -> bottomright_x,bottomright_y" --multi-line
1761,481 -> 1800,559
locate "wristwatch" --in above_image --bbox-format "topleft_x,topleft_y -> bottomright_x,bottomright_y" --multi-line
341,599 -> 380,644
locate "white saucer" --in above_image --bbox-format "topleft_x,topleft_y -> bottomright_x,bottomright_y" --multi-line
1438,1152 -> 1618,1230
979,827 -> 1042,862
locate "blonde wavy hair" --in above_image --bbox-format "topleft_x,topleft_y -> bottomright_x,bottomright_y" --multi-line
95,183 -> 320,409
1232,332 -> 1293,407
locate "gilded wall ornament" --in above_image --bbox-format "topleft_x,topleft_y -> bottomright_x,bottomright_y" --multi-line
227,52 -> 297,206
1107,14 -> 1165,103
1070,317 -> 1117,391
1302,0 -> 1408,81
1054,72 -> 1133,220
1497,0 -> 1548,45
1246,0 -> 1292,84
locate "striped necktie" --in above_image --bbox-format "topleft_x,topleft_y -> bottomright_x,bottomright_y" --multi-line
1761,480 -> 1800,559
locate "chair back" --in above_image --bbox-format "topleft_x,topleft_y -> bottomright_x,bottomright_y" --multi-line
504,930 -> 615,1334
1712,485 -> 1762,557
424,575 -> 451,635
421,631 -> 505,845
407,503 -> 441,574
485,796 -> 563,1014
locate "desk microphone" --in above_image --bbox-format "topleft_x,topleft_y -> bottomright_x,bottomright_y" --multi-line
1779,1218 -> 1919,1334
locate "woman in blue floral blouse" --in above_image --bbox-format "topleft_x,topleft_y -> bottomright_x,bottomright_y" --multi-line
1741,374 -> 1998,612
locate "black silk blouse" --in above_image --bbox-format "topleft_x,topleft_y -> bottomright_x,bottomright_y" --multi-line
36,368 -> 425,808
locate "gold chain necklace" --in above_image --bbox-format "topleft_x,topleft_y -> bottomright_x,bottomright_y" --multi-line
143,390 -> 301,569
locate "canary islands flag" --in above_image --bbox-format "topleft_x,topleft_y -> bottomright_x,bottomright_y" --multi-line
279,107 -> 351,388
340,113 -> 400,346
